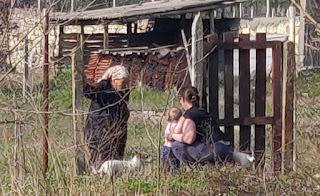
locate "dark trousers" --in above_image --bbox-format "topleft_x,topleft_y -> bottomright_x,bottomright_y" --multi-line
171,141 -> 234,167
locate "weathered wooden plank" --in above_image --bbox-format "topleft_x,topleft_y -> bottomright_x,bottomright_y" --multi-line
72,43 -> 87,175
255,33 -> 267,165
216,41 -> 281,50
224,32 -> 234,146
216,116 -> 274,126
282,41 -> 295,173
191,12 -> 204,107
61,42 -> 78,49
239,34 -> 251,151
272,42 -> 283,173
209,34 -> 219,134
60,33 -> 78,39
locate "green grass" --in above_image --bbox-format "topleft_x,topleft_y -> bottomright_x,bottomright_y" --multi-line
1,70 -> 320,195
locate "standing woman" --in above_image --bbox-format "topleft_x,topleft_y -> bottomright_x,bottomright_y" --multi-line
84,56 -> 130,168
167,86 -> 233,166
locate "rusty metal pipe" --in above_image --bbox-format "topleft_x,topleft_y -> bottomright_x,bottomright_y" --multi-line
42,8 -> 49,177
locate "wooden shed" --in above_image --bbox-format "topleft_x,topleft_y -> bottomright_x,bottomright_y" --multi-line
49,0 -> 295,175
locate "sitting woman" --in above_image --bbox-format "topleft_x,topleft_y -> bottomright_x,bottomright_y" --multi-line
167,86 -> 233,167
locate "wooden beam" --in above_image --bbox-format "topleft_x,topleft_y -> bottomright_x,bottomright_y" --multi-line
239,34 -> 251,151
272,42 -> 283,173
127,22 -> 131,47
191,12 -> 204,107
209,10 -> 215,34
216,117 -> 274,126
288,6 -> 296,43
104,24 -> 109,49
215,41 -> 281,50
209,34 -> 219,130
224,32 -> 234,147
255,33 -> 267,167
72,43 -> 87,175
281,41 -> 295,173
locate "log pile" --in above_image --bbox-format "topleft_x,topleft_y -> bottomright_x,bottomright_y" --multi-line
85,48 -> 190,90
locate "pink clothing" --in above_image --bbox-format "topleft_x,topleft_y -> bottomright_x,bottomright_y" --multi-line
164,122 -> 178,147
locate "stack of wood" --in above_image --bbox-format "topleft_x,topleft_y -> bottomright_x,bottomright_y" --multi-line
85,54 -> 113,86
85,49 -> 189,90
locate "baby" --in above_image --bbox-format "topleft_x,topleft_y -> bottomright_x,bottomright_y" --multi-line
162,107 -> 183,163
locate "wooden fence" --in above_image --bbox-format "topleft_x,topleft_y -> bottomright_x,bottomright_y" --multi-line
208,33 -> 295,173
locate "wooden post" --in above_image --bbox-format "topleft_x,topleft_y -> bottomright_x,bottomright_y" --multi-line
288,6 -> 296,43
239,34 -> 251,151
80,25 -> 85,54
72,40 -> 87,175
209,11 -> 215,34
71,0 -> 75,11
37,0 -> 41,14
191,12 -> 204,107
266,0 -> 270,18
272,42 -> 283,173
224,33 -> 234,147
209,35 -> 219,137
59,25 -> 64,58
14,111 -> 25,182
250,5 -> 254,18
208,10 -> 215,112
104,24 -> 109,50
42,9 -> 49,177
23,38 -> 29,99
113,0 -> 116,7
255,33 -> 267,166
298,0 -> 306,68
127,22 -> 131,47
281,41 -> 295,173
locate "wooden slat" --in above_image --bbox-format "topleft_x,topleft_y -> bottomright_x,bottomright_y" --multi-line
216,117 -> 273,126
255,33 -> 267,166
209,34 -> 219,136
282,41 -> 295,172
60,33 -> 78,39
216,41 -> 281,50
239,34 -> 251,151
272,42 -> 283,173
61,43 -> 78,49
224,32 -> 234,146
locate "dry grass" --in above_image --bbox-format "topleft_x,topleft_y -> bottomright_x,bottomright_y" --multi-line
1,70 -> 320,195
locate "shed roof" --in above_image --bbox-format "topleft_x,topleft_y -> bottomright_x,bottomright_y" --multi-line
51,0 -> 240,23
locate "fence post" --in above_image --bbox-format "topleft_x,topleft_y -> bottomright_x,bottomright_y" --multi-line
239,34 -> 251,152
71,38 -> 87,175
191,12 -> 204,107
281,41 -> 295,173
272,42 -> 283,174
224,32 -> 235,147
255,33 -> 267,168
